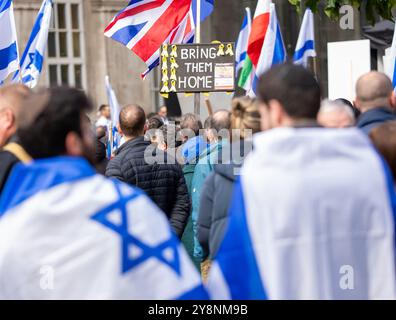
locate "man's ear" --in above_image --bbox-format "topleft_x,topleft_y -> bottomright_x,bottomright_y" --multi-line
117,123 -> 123,136
353,99 -> 361,111
267,99 -> 284,127
389,91 -> 396,110
1,109 -> 15,130
65,132 -> 83,156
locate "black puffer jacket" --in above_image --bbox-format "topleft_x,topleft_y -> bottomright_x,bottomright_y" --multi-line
197,141 -> 252,259
105,136 -> 190,237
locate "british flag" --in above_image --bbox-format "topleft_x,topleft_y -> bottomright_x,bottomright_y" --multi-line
104,0 -> 214,78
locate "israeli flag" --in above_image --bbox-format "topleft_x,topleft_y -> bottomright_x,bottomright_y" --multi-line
0,0 -> 19,84
0,157 -> 208,299
293,8 -> 316,67
13,0 -> 52,88
105,75 -> 122,157
235,8 -> 251,74
384,21 -> 396,89
208,128 -> 396,299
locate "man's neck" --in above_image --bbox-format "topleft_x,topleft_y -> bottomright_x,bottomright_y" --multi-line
361,105 -> 391,113
124,135 -> 142,143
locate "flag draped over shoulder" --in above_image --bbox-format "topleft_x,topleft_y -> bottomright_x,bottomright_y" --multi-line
293,8 -> 316,67
0,0 -> 19,84
0,157 -> 208,299
207,128 -> 396,300
12,0 -> 53,88
104,0 -> 213,78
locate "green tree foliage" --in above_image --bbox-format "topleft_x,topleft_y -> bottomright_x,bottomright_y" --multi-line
288,0 -> 396,24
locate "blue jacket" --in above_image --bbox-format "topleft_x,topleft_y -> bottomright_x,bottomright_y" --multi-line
191,139 -> 228,260
356,107 -> 396,134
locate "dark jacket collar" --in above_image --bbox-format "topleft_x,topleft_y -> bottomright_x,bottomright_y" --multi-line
116,136 -> 149,155
357,107 -> 396,132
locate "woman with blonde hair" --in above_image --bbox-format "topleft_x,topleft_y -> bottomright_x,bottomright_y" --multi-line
197,97 -> 262,277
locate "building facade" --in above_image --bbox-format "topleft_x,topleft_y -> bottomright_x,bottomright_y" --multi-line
12,0 -> 373,117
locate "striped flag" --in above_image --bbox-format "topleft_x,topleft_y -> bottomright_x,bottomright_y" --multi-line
13,0 -> 53,88
235,8 -> 251,75
293,8 -> 316,67
238,0 -> 270,92
0,0 -> 19,84
238,1 -> 286,96
249,2 -> 285,96
105,75 -> 121,158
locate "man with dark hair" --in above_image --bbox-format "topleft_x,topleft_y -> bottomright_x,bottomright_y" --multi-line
0,84 -> 33,194
208,64 -> 396,299
106,105 -> 190,238
0,87 -> 206,299
18,87 -> 95,161
96,104 -> 111,129
354,71 -> 396,134
258,63 -> 321,125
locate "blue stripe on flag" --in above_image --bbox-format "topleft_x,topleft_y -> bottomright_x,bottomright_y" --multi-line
272,24 -> 286,65
377,155 -> 396,246
241,13 -> 248,29
110,22 -> 147,47
393,58 -> 396,89
215,178 -> 267,299
0,42 -> 18,70
293,40 -> 314,62
0,0 -> 12,14
192,0 -> 214,23
177,284 -> 209,300
0,157 -> 95,216
238,51 -> 247,64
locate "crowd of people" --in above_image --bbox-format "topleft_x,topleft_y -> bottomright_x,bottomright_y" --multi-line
0,64 -> 395,299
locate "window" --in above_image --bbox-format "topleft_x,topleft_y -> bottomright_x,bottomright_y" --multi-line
47,0 -> 85,89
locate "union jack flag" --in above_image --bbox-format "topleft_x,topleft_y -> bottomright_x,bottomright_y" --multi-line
104,0 -> 214,78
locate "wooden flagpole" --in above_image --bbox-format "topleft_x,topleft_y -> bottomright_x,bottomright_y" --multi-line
194,0 -> 201,116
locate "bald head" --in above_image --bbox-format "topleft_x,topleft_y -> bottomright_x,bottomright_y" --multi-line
211,109 -> 231,132
119,104 -> 146,138
355,72 -> 394,112
0,84 -> 32,147
0,84 -> 32,116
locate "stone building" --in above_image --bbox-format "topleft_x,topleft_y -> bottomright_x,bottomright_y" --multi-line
12,0 -> 379,118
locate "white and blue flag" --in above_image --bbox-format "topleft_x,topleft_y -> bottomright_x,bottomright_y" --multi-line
0,157 -> 208,299
293,8 -> 316,67
105,75 -> 122,157
207,128 -> 396,299
0,0 -> 19,84
13,0 -> 52,88
235,7 -> 251,74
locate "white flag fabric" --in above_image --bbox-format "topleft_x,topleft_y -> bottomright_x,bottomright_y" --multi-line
105,75 -> 122,155
0,157 -> 208,299
13,0 -> 52,88
293,8 -> 316,67
235,8 -> 251,74
384,21 -> 396,88
0,0 -> 19,84
207,128 -> 396,299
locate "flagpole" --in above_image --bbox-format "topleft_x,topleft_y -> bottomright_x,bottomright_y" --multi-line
194,0 -> 201,116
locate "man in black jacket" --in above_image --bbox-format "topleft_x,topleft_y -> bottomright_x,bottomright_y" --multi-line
0,84 -> 32,194
355,71 -> 396,134
106,105 -> 190,238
